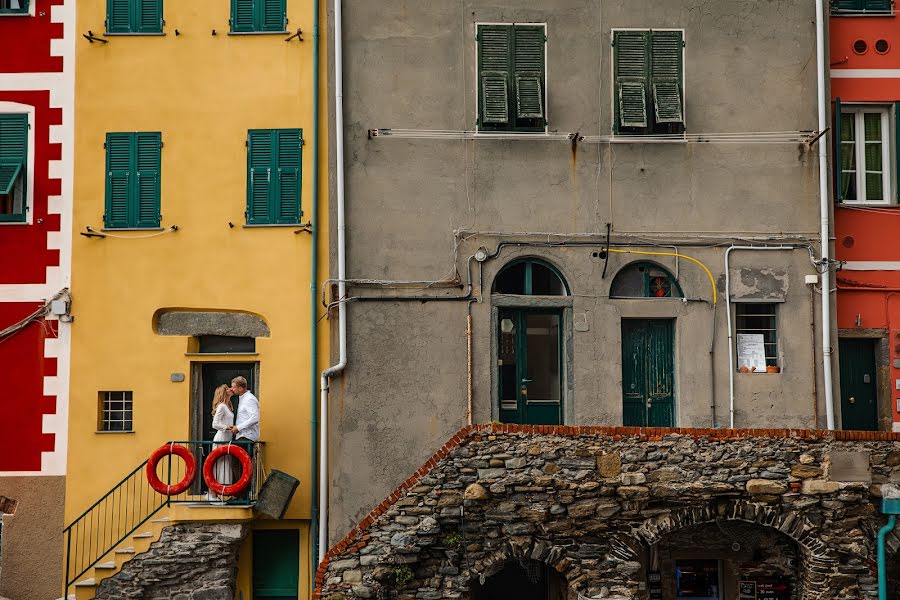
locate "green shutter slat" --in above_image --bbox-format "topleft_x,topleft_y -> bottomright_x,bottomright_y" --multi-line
260,0 -> 285,31
0,114 -> 27,165
137,0 -> 163,33
107,0 -> 131,32
231,0 -> 254,31
478,26 -> 512,125
650,31 -> 683,124
835,98 -> 843,202
247,130 -> 273,224
0,163 -> 22,195
105,133 -> 132,229
614,31 -> 649,130
134,132 -> 161,227
274,130 -> 301,223
618,82 -> 648,128
513,26 -> 545,121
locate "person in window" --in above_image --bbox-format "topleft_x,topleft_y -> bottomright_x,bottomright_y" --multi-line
228,376 -> 259,500
207,384 -> 235,501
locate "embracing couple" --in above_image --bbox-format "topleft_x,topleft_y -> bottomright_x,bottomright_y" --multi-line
207,376 -> 259,501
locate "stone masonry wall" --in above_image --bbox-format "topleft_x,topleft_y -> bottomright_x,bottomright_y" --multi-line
315,425 -> 900,600
95,523 -> 249,600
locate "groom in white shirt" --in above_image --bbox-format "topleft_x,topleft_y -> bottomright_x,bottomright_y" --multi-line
228,376 -> 259,499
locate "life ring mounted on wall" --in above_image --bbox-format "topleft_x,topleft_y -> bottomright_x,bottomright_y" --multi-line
203,443 -> 253,497
146,443 -> 197,496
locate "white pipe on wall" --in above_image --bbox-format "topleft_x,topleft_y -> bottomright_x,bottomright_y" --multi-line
725,246 -> 796,429
815,0 -> 836,430
319,0 -> 347,564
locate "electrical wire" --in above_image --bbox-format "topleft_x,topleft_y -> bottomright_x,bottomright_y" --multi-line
0,288 -> 69,343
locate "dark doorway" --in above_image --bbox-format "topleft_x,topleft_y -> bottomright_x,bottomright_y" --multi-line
192,363 -> 256,492
498,309 -> 563,425
253,529 -> 300,599
675,559 -> 721,599
472,560 -> 567,600
839,338 -> 879,431
622,319 -> 675,427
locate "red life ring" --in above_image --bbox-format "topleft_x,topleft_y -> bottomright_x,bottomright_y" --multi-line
146,443 -> 197,496
203,444 -> 253,497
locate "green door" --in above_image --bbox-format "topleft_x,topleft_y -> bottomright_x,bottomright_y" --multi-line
622,319 -> 675,427
253,529 -> 300,599
498,309 -> 563,425
839,338 -> 878,431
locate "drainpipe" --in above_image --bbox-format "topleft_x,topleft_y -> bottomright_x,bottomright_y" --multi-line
815,0 -> 837,430
309,0 -> 322,581
319,0 -> 347,564
879,494 -> 900,600
725,246 -> 797,428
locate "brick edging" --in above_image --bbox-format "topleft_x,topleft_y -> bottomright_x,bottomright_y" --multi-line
312,423 -> 900,596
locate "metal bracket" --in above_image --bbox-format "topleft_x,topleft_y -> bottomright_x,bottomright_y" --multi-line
82,31 -> 108,44
284,28 -> 303,42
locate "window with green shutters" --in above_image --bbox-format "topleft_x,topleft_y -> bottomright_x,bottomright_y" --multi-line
0,114 -> 28,223
830,0 -> 893,15
835,104 -> 892,204
477,24 -> 547,132
231,0 -> 286,33
104,132 -> 162,229
106,0 -> 162,34
0,0 -> 29,14
613,30 -> 685,135
246,129 -> 302,225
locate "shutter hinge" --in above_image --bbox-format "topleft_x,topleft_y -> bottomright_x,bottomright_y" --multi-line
300,139 -> 305,147
245,140 -> 249,147
103,142 -> 107,149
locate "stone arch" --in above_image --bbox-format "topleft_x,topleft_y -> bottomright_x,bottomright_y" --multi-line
609,500 -> 845,600
469,537 -> 569,583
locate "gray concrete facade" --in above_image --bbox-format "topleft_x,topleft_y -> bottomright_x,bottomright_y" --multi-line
327,0 -> 836,540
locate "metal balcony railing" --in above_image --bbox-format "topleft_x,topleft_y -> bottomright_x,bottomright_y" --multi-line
63,440 -> 264,594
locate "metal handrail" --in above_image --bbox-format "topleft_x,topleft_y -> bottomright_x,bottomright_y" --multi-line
63,440 -> 264,595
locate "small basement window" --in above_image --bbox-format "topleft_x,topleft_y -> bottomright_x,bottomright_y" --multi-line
198,335 -> 256,353
735,303 -> 779,372
99,391 -> 133,432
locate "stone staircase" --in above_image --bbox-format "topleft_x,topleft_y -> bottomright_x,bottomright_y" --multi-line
70,504 -> 253,600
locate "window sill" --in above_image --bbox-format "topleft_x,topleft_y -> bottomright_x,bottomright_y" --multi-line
227,30 -> 289,36
242,223 -> 302,228
839,201 -> 896,207
831,12 -> 894,17
96,430 -> 135,434
0,218 -> 28,225
103,32 -> 166,36
184,352 -> 259,357
0,12 -> 30,17
100,227 -> 164,231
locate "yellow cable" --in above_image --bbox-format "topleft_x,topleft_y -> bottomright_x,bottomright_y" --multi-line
606,248 -> 718,306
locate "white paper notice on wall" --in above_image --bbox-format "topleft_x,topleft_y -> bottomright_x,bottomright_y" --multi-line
737,333 -> 767,373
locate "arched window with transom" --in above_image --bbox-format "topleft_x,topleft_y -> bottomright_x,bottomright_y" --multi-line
609,261 -> 683,299
493,259 -> 569,296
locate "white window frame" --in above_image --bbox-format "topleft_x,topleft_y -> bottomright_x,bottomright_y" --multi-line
0,103 -> 35,225
0,0 -> 35,17
841,106 -> 892,205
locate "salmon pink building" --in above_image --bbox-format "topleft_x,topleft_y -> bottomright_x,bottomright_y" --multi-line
0,0 -> 74,596
831,0 -> 900,433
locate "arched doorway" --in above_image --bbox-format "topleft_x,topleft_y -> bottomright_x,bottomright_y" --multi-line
611,261 -> 682,427
472,559 -> 568,600
492,259 -> 570,425
646,521 -> 801,600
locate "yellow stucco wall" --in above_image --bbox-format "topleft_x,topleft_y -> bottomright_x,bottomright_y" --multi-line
67,0 -> 327,593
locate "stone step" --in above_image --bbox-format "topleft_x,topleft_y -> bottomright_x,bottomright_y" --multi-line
150,517 -> 171,523
95,562 -> 116,570
132,531 -> 154,539
115,547 -> 135,555
74,578 -> 95,587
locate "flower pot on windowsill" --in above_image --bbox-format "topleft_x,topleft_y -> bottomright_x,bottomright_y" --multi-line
766,366 -> 781,374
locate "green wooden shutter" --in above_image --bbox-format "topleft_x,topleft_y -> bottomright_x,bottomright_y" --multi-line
865,0 -> 891,11
650,31 -> 684,124
137,0 -> 163,33
478,25 -> 512,125
895,101 -> 900,204
105,133 -> 132,229
231,0 -> 254,32
260,0 -> 285,31
134,132 -> 161,227
615,31 -> 649,129
835,98 -> 843,202
274,129 -> 302,224
0,114 -> 27,166
247,130 -> 274,224
513,26 -> 545,121
832,0 -> 892,12
107,0 -> 131,33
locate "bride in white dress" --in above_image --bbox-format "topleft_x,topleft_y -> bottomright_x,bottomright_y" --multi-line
208,384 -> 235,501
